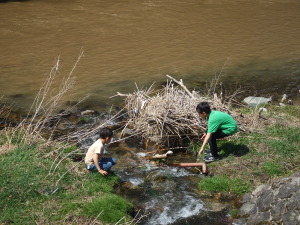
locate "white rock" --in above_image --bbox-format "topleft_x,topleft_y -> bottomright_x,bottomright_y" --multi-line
243,96 -> 272,107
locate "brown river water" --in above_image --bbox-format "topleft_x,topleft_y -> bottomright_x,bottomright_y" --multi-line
1,0 -> 300,113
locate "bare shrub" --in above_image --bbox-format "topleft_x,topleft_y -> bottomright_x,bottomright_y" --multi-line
113,75 -> 240,148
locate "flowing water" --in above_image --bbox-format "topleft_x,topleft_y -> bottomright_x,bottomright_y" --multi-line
1,0 -> 300,113
115,164 -> 229,225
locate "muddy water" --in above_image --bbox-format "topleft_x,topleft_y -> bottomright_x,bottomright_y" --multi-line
1,0 -> 300,112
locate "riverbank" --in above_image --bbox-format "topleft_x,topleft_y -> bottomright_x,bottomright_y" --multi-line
193,104 -> 300,224
0,99 -> 299,224
0,132 -> 134,224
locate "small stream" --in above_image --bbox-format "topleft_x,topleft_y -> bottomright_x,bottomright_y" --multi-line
109,138 -> 231,225
115,164 -> 230,225
117,166 -> 204,224
80,132 -> 231,224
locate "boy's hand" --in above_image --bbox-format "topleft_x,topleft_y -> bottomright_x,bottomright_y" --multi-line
99,169 -> 108,176
197,151 -> 202,157
197,147 -> 204,157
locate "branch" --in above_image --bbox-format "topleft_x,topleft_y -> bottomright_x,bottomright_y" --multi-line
166,75 -> 194,99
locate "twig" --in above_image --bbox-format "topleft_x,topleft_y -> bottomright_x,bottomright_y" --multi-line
166,74 -> 194,98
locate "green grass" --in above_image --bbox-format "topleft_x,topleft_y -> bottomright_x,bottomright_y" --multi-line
265,124 -> 300,156
261,161 -> 284,176
198,176 -> 251,195
187,141 -> 202,155
229,208 -> 239,217
0,138 -> 133,224
269,104 -> 300,118
82,193 -> 132,222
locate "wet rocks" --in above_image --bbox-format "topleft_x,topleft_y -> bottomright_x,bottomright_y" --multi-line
144,170 -> 177,191
233,172 -> 300,225
204,201 -> 231,214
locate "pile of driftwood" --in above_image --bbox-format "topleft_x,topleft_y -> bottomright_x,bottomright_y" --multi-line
113,75 -> 236,148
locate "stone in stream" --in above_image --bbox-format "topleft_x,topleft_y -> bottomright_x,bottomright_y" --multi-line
144,170 -> 177,191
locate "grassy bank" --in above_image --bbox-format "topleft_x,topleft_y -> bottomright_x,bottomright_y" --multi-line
0,132 -> 133,225
0,103 -> 299,224
194,104 -> 300,196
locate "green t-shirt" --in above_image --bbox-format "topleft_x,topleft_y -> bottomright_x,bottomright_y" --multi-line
207,111 -> 238,135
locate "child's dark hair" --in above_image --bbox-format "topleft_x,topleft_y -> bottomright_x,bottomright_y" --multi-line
99,127 -> 113,139
196,102 -> 211,114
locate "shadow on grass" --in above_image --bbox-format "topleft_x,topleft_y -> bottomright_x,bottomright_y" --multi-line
220,142 -> 250,158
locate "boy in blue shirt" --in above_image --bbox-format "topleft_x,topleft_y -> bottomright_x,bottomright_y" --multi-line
196,102 -> 238,162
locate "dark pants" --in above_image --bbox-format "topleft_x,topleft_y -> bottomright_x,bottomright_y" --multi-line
208,130 -> 228,157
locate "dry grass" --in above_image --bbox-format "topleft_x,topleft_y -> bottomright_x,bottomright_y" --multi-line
113,75 -> 253,148
0,142 -> 16,156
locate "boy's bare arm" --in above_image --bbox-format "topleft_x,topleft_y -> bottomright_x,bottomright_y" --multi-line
93,153 -> 108,176
197,133 -> 212,156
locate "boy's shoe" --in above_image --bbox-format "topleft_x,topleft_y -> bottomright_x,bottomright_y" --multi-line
204,153 -> 212,157
203,149 -> 211,154
204,156 -> 220,162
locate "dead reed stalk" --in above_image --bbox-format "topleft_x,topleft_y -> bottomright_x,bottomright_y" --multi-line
14,51 -> 86,145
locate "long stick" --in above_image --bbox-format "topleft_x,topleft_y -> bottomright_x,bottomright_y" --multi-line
170,162 -> 204,167
166,75 -> 194,99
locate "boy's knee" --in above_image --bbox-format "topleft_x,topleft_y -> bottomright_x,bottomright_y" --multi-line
112,157 -> 117,165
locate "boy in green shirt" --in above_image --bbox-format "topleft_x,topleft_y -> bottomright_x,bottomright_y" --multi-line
196,102 -> 238,162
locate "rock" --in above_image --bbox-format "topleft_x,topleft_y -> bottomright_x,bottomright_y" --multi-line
204,201 -> 230,213
241,193 -> 251,203
80,110 -> 99,116
270,199 -> 287,221
238,202 -> 257,217
256,190 -> 274,211
233,218 -> 247,225
282,211 -> 300,225
136,152 -> 148,158
277,183 -> 298,199
246,211 -> 271,225
281,94 -> 287,102
291,171 -> 300,178
279,102 -> 286,107
149,150 -> 173,159
144,171 -> 177,191
233,172 -> 300,225
286,189 -> 300,210
258,107 -> 267,112
290,176 -> 300,186
288,99 -> 294,105
252,184 -> 270,197
243,96 -> 272,107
